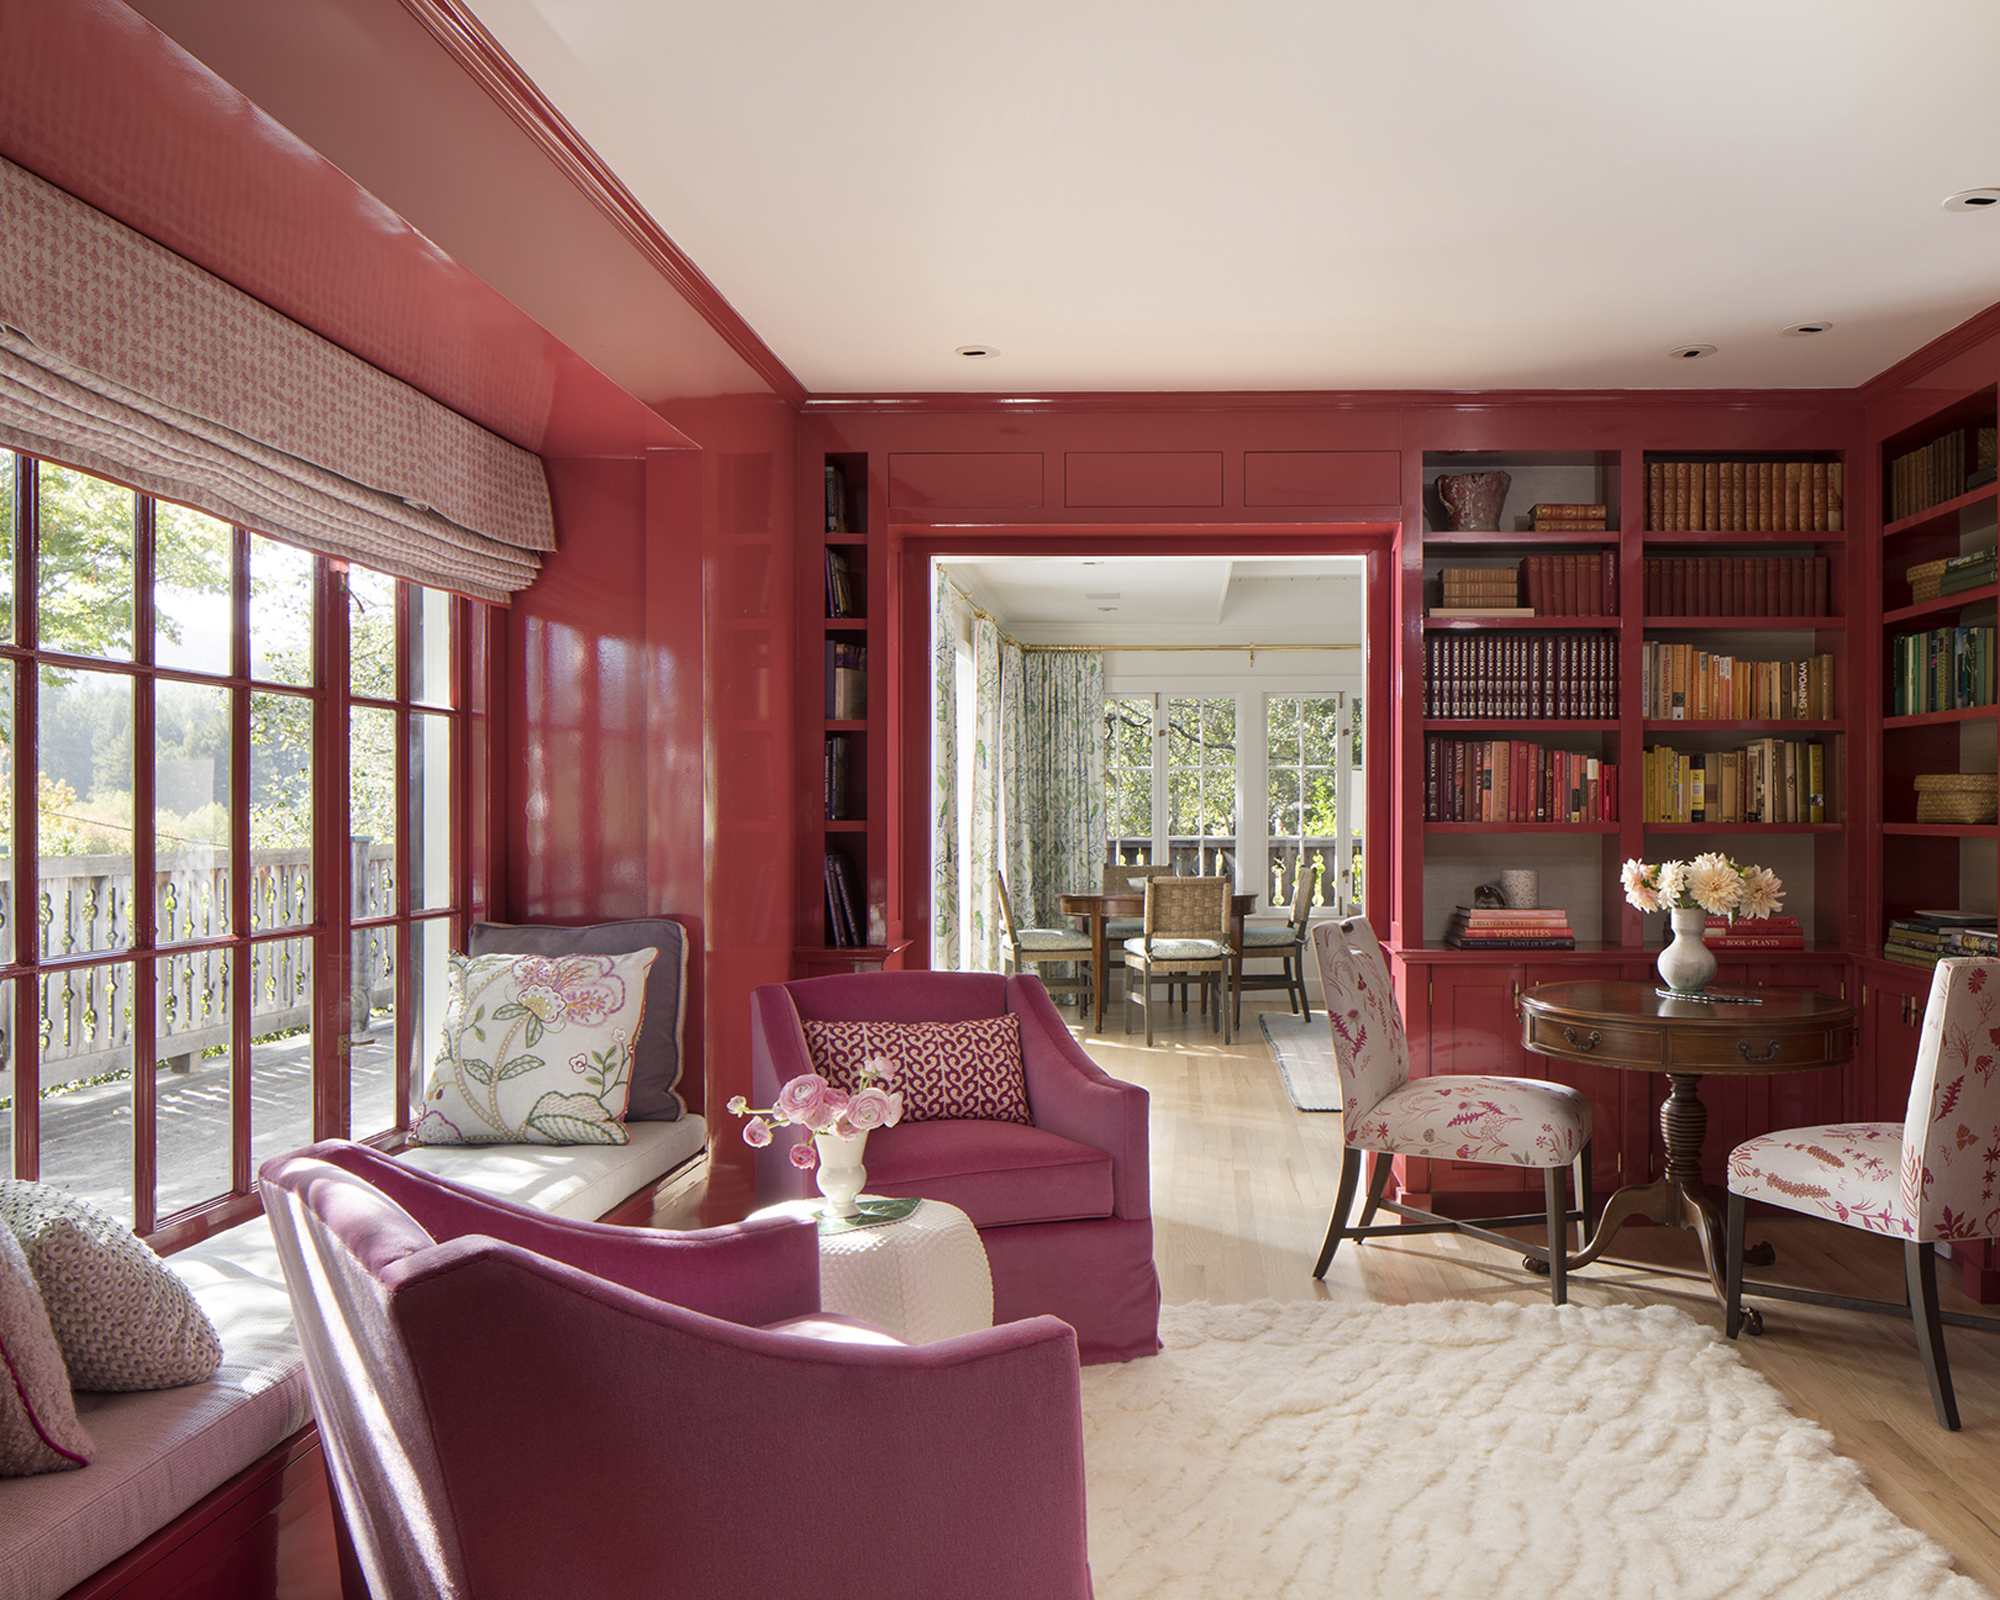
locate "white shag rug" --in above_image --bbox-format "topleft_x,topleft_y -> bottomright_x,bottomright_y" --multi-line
1079,1298 -> 1992,1600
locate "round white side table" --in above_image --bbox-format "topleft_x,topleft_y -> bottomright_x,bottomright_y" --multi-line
752,1197 -> 993,1343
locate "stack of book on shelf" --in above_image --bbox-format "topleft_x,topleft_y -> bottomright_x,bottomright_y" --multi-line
1890,626 -> 1997,715
1519,551 -> 1617,616
824,734 -> 853,820
823,463 -> 851,533
824,640 -> 868,719
1529,503 -> 1607,531
1881,911 -> 2000,971
1430,566 -> 1529,617
1905,547 -> 1997,603
1703,915 -> 1803,950
1642,555 -> 1831,616
1888,429 -> 1998,522
823,850 -> 865,947
1646,460 -> 1843,532
1642,738 -> 1838,824
1641,645 -> 1837,722
1423,738 -> 1615,822
824,548 -> 858,618
1422,633 -> 1618,720
1445,906 -> 1576,950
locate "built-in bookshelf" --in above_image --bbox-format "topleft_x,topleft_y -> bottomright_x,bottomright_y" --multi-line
1872,386 -> 2000,964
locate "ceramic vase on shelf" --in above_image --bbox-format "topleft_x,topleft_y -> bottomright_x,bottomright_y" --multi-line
813,1129 -> 869,1217
1657,907 -> 1717,995
1435,470 -> 1511,531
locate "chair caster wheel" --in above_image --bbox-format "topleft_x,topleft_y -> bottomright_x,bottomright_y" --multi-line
1524,1255 -> 1551,1276
1740,1306 -> 1763,1337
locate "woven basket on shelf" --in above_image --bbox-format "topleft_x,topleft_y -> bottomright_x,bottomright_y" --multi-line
1914,772 -> 1999,824
1906,558 -> 1948,603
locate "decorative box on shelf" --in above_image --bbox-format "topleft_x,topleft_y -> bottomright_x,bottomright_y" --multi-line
1913,773 -> 1999,825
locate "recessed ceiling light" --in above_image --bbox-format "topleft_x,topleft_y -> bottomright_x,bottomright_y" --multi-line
1669,344 -> 1717,360
956,345 -> 1000,359
1782,321 -> 1833,336
1096,606 -> 1119,613
1944,188 -> 2000,211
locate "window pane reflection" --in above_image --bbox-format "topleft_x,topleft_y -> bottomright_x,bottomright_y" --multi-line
37,464 -> 132,661
409,712 -> 452,911
249,534 -> 312,687
39,667 -> 134,955
250,937 -> 314,1175
154,504 -> 233,675
156,683 -> 231,942
411,587 -> 452,708
35,964 -> 134,1224
156,948 -> 232,1218
348,568 -> 395,700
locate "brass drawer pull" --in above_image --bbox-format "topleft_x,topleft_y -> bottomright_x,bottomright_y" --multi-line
1562,1027 -> 1602,1052
1737,1038 -> 1782,1063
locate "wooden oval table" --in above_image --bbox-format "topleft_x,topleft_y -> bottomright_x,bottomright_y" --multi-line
1519,979 -> 1856,1327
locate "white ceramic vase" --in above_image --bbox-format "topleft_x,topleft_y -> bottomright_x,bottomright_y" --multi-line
813,1129 -> 870,1218
1657,906 -> 1717,995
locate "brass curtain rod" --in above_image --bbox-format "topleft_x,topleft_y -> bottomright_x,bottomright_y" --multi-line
944,578 -> 1359,656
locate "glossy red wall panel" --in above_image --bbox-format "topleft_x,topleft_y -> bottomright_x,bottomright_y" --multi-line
888,452 -> 1045,509
1064,450 -> 1225,507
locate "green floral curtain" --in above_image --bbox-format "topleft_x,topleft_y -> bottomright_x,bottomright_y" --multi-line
965,614 -> 1004,972
931,564 -> 959,970
1002,650 -> 1106,928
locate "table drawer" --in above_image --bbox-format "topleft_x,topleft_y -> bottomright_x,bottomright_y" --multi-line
1522,1012 -> 1664,1068
1662,1023 -> 1845,1072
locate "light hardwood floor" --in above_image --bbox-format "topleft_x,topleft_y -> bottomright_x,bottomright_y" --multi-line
1083,996 -> 2000,1591
680,992 -> 2000,1587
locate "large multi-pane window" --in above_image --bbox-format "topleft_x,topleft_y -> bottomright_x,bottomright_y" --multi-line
0,455 -> 488,1247
1105,684 -> 1365,916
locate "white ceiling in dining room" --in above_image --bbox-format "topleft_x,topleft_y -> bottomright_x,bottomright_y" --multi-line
462,0 -> 2000,395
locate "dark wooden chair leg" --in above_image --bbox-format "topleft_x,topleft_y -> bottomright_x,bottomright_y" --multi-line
1574,1148 -> 1593,1253
1724,1191 -> 1747,1339
1313,1148 -> 1364,1279
1354,1151 -> 1393,1230
1545,1166 -> 1568,1306
1907,1241 -> 1962,1430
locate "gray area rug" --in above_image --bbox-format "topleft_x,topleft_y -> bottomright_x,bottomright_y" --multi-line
1081,1298 -> 1993,1600
1258,1010 -> 1339,1111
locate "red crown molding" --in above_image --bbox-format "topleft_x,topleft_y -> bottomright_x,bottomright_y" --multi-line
396,0 -> 807,411
1854,301 -> 2000,410
803,386 -> 1861,417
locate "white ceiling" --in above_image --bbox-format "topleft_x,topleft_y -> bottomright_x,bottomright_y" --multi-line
463,0 -> 2000,395
941,555 -> 1366,644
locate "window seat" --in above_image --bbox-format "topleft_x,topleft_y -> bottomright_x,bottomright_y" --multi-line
3,1117 -> 707,1600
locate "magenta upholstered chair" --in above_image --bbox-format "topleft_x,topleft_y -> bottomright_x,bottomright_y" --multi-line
1727,958 -> 2000,1430
750,971 -> 1161,1364
259,1141 -> 1092,1600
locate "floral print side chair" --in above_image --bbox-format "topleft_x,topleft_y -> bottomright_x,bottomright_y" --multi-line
1726,957 -> 2000,1429
1310,917 -> 1594,1305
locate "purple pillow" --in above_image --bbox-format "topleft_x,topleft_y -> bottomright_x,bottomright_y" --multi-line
467,919 -> 687,1120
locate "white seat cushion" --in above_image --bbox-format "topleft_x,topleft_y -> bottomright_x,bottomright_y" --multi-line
1240,925 -> 1302,948
1016,928 -> 1093,953
399,1116 -> 706,1220
1726,1122 -> 1911,1236
1354,1076 -> 1590,1169
1123,937 -> 1229,962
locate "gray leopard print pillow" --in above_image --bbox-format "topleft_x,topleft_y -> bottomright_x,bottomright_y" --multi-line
0,1181 -> 221,1391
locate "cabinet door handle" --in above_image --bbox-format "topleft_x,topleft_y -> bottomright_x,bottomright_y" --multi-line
1562,1026 -> 1602,1052
1737,1038 -> 1782,1063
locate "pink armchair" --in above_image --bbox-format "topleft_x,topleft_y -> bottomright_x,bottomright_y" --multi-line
750,971 -> 1161,1364
259,1141 -> 1092,1600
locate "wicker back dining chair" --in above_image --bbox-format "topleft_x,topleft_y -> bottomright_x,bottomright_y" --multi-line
1123,875 -> 1234,1046
1725,957 -> 2000,1429
1236,861 -> 1319,1024
994,868 -> 1094,1018
1103,861 -> 1176,941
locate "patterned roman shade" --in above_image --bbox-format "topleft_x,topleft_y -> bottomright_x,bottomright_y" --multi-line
0,155 -> 553,603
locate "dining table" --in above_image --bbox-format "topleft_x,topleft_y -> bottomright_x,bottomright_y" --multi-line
1059,889 -> 1259,1033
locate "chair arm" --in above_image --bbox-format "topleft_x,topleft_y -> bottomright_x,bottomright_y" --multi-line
749,984 -> 819,1200
1008,976 -> 1152,1220
282,1141 -> 822,1327
389,1242 -> 1093,1600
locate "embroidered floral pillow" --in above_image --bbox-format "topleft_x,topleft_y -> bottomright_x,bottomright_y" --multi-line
411,948 -> 655,1146
803,1016 -> 1031,1125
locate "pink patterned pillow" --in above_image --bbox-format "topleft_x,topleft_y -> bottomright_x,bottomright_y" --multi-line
803,1016 -> 1032,1125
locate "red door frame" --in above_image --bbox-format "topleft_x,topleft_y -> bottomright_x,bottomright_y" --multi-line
889,521 -> 1398,969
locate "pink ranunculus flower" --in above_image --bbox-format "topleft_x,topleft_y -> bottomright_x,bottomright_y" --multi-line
726,1095 -> 749,1115
741,1117 -> 773,1148
776,1073 -> 831,1124
789,1140 -> 818,1170
882,1090 -> 904,1128
843,1086 -> 895,1131
862,1052 -> 899,1085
